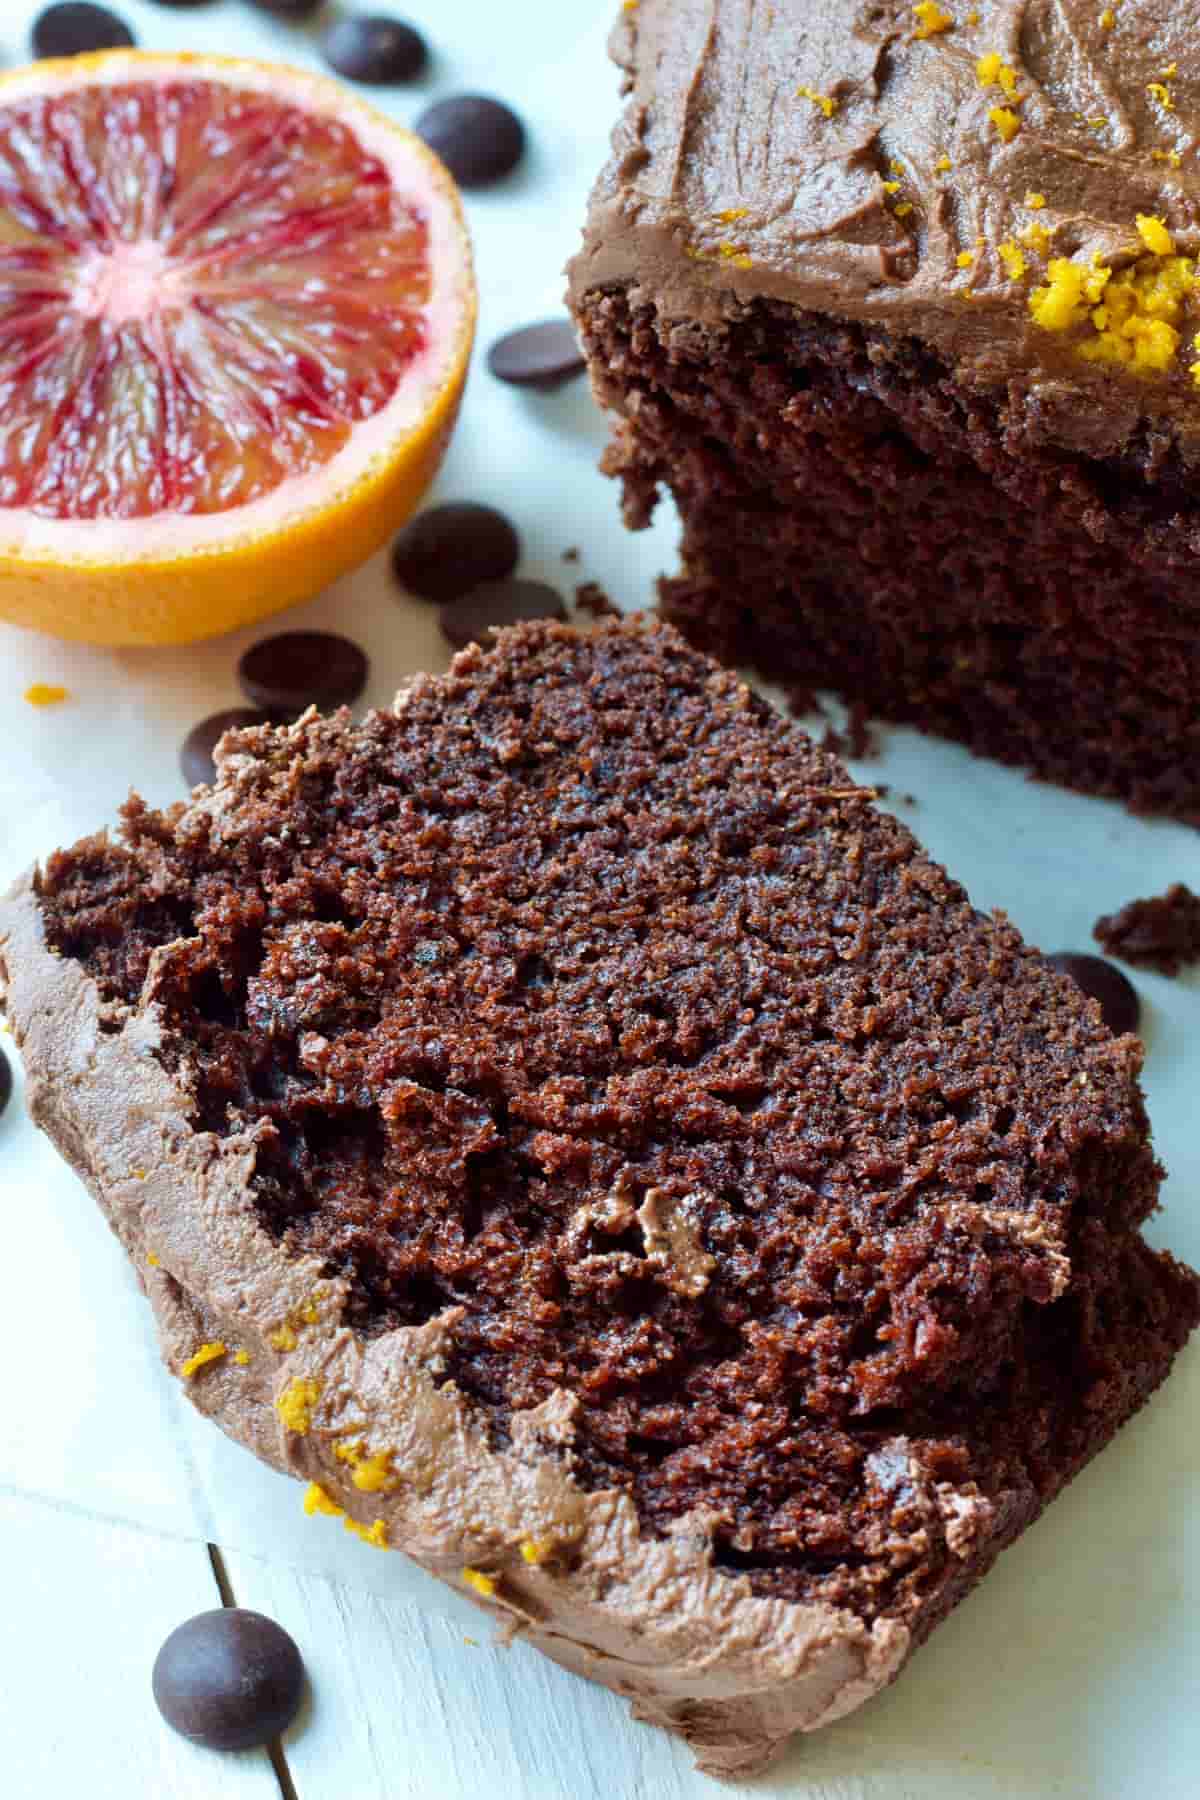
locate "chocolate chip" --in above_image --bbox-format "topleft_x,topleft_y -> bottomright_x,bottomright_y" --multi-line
321,16 -> 429,83
439,579 -> 566,650
486,319 -> 586,392
238,632 -> 368,715
246,0 -> 323,15
415,95 -> 525,188
1046,952 -> 1141,1036
181,709 -> 272,790
392,503 -> 520,602
153,1610 -> 304,1751
32,2 -> 135,55
0,1043 -> 12,1121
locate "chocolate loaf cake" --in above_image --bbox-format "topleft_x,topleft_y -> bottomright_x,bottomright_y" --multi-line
569,1 -> 1200,821
1,620 -> 1195,1777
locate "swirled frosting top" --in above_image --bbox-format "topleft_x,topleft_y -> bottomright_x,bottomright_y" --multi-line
569,0 -> 1200,457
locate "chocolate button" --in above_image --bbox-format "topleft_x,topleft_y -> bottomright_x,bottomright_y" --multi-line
392,503 -> 520,602
1046,952 -> 1141,1036
181,709 -> 272,790
322,16 -> 429,84
32,2 -> 135,55
153,1609 -> 305,1751
415,95 -> 525,188
487,320 -> 586,392
247,0 -> 323,15
0,1043 -> 12,1121
439,579 -> 566,650
238,632 -> 368,715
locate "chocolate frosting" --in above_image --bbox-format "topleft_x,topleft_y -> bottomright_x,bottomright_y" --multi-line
569,0 -> 1200,458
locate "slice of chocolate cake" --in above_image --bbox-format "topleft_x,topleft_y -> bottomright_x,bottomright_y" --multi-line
569,1 -> 1200,822
1,620 -> 1195,1778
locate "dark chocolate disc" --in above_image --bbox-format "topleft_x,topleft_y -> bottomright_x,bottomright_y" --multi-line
32,3 -> 135,56
486,320 -> 585,392
392,503 -> 520,602
181,709 -> 272,789
321,16 -> 429,84
152,1609 -> 305,1751
415,95 -> 525,188
1046,951 -> 1141,1036
238,632 -> 368,715
438,578 -> 566,650
246,0 -> 324,16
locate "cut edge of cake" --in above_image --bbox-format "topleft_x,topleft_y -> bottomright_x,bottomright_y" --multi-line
1,619 -> 1196,1779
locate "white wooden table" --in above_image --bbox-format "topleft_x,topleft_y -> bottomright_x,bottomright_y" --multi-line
3,2 -> 1199,1796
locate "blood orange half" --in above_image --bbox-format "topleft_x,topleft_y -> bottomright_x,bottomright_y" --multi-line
0,52 -> 474,646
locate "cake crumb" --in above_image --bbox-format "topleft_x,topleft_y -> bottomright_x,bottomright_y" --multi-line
561,547 -> 580,563
823,703 -> 879,760
1094,884 -> 1200,975
24,684 -> 68,708
783,682 -> 822,718
146,1251 -> 160,1268
233,1349 -> 250,1366
462,1567 -> 498,1599
989,106 -> 1022,142
1025,191 -> 1047,209
575,581 -> 620,620
1147,81 -> 1175,112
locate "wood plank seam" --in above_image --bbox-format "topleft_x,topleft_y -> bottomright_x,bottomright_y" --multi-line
210,1542 -> 303,1800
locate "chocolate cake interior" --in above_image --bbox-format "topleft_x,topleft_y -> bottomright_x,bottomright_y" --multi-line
37,624 -> 1197,1631
580,291 -> 1200,822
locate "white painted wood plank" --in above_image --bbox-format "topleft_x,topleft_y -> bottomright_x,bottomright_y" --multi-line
225,1344 -> 1200,1800
222,1547 -> 697,1800
1,1493 -> 280,1800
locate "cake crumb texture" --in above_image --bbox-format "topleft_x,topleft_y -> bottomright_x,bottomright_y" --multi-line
31,621 -> 1199,1629
1094,884 -> 1200,975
